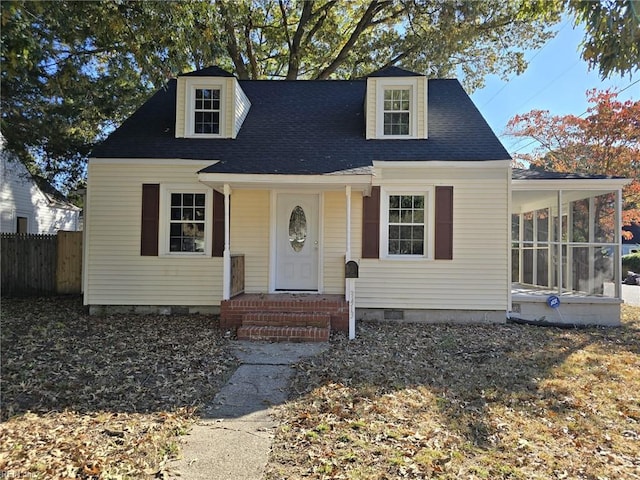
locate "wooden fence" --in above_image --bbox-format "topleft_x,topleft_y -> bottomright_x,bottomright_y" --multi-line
1,231 -> 83,295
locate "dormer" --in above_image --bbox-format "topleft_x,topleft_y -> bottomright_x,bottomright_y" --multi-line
365,66 -> 428,140
175,66 -> 251,139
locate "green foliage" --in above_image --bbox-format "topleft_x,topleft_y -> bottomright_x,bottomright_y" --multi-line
567,0 -> 640,79
623,252 -> 640,272
2,0 -> 565,192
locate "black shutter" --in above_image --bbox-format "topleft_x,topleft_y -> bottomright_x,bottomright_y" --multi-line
141,184 -> 160,256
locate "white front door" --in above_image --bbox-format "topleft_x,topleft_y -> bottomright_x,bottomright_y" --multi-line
275,193 -> 319,291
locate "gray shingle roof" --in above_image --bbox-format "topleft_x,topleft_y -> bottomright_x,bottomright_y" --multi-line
92,76 -> 511,174
512,168 -> 624,180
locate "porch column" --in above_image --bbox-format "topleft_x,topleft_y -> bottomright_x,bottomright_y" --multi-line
345,185 -> 356,340
222,184 -> 232,301
588,196 -> 595,294
615,188 -> 623,298
557,191 -> 563,295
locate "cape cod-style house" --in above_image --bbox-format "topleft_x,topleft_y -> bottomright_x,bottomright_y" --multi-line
84,66 -> 629,340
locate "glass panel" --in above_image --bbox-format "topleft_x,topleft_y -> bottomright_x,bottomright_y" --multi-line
522,249 -> 534,284
536,249 -> 549,287
512,214 -> 520,241
537,209 -> 549,242
594,193 -> 615,243
389,196 -> 400,208
389,225 -> 400,239
523,212 -> 534,243
195,194 -> 205,206
389,209 -> 400,223
572,199 -> 589,242
171,193 -> 181,206
288,206 -> 307,252
512,248 -> 520,282
413,210 -> 424,223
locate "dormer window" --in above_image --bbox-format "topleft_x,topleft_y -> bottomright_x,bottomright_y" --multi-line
194,88 -> 221,134
383,88 -> 411,136
184,78 -> 226,138
374,78 -> 419,139
365,68 -> 426,140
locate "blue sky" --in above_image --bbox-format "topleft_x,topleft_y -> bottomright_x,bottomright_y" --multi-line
470,18 -> 639,156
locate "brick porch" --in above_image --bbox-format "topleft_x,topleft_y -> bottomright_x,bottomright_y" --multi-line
220,293 -> 349,342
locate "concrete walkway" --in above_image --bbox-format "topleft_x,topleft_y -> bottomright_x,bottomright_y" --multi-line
169,341 -> 328,480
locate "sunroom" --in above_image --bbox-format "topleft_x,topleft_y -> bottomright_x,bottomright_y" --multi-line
510,169 -> 631,326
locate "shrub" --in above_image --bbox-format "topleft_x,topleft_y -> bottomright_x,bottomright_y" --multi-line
622,252 -> 640,273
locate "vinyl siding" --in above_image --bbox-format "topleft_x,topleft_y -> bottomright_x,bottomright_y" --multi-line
356,165 -> 509,310
85,161 -> 222,306
233,80 -> 251,138
365,78 -> 377,139
417,77 -> 427,138
0,155 -> 80,234
230,190 -> 270,292
175,79 -> 186,138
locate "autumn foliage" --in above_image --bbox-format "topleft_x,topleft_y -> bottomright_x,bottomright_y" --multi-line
506,89 -> 640,236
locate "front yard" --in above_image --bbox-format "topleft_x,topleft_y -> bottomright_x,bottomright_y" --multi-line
266,304 -> 640,480
1,297 -> 638,479
0,296 -> 238,479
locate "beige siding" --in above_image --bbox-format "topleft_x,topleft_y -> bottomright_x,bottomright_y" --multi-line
417,77 -> 427,138
322,191 -> 363,293
356,165 -> 509,310
230,190 -> 270,292
85,161 -> 222,306
225,78 -> 234,137
365,78 -> 377,139
175,78 -> 186,138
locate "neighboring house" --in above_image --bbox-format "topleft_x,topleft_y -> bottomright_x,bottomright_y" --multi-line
0,153 -> 81,234
85,66 -> 628,337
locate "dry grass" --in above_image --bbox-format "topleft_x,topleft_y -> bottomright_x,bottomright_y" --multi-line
266,304 -> 640,480
0,296 -> 237,479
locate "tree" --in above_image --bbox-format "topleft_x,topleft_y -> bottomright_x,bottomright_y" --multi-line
566,0 -> 640,79
505,89 -> 640,237
2,0 -> 565,192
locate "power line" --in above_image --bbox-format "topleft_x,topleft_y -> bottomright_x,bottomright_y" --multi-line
480,19 -> 571,109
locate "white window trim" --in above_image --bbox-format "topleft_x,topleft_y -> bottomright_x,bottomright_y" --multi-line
159,184 -> 213,256
184,78 -> 226,138
376,78 -> 418,139
380,185 -> 434,259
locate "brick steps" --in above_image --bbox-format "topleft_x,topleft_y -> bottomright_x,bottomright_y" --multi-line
242,312 -> 331,328
237,325 -> 329,342
220,294 -> 349,338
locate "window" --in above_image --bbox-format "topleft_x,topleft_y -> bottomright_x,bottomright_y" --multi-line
194,88 -> 220,134
184,78 -> 226,137
16,216 -> 28,234
383,89 -> 410,135
380,188 -> 432,258
388,194 -> 424,255
170,193 -> 206,252
374,78 -> 418,138
157,185 -> 212,255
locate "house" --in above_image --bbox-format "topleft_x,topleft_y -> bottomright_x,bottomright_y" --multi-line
0,152 -> 82,234
84,66 -> 628,339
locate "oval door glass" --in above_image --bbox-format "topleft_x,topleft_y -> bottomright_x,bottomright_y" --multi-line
288,206 -> 307,252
